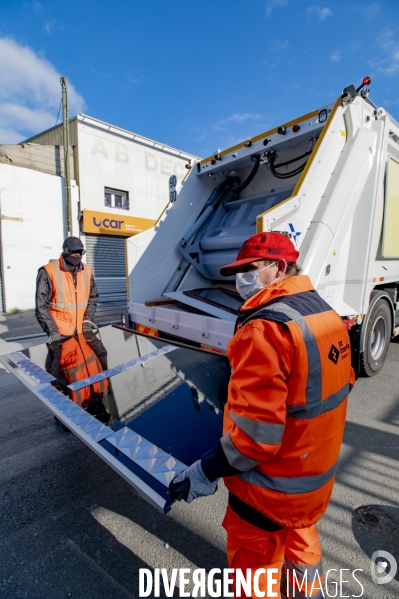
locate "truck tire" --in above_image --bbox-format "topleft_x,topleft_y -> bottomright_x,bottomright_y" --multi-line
360,299 -> 392,377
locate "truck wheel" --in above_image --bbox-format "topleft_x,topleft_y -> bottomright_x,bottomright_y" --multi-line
360,299 -> 392,377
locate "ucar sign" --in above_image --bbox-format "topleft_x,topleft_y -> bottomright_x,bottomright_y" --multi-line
82,209 -> 156,236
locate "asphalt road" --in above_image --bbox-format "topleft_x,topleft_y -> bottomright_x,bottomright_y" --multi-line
0,340 -> 398,599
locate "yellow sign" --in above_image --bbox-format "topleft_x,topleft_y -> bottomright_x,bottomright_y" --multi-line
82,209 -> 156,237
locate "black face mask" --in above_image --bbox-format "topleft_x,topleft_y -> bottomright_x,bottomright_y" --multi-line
63,253 -> 81,267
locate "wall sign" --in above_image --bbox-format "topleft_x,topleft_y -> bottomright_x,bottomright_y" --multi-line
82,209 -> 156,237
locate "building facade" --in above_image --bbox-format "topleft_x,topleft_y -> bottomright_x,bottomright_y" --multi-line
0,115 -> 197,314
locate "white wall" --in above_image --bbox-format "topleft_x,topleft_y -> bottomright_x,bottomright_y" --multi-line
0,118 -> 197,312
0,163 -> 69,311
76,120 -> 195,219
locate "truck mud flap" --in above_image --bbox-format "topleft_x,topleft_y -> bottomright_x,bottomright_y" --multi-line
0,325 -> 230,513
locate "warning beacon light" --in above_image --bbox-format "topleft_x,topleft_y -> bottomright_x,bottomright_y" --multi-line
356,77 -> 371,93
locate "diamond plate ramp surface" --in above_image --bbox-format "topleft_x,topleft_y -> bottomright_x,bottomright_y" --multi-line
7,351 -> 55,385
106,427 -> 186,486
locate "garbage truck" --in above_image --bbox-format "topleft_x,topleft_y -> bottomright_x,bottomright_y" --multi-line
124,76 -> 399,377
1,78 -> 399,513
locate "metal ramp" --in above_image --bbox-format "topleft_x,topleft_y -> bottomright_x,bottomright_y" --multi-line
0,325 -> 230,512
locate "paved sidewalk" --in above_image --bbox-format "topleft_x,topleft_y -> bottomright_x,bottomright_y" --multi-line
0,308 -> 122,355
0,330 -> 398,596
0,310 -> 43,342
0,311 -> 45,355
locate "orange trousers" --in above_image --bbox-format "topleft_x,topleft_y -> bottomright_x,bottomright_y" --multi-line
223,506 -> 324,598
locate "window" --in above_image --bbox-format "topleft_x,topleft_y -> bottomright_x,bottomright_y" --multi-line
104,188 -> 129,210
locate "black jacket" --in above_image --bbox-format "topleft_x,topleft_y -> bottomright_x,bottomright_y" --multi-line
35,258 -> 99,335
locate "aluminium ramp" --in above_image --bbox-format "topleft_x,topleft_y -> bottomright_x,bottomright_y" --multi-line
0,326 -> 230,512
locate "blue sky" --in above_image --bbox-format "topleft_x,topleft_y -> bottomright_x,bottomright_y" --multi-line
0,1 -> 398,157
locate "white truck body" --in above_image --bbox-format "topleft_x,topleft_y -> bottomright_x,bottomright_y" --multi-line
126,85 -> 399,373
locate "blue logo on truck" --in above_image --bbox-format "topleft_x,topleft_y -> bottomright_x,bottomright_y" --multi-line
289,223 -> 301,245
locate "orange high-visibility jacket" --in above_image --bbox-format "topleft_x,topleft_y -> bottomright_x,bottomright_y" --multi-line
44,256 -> 92,336
59,336 -> 108,406
222,275 -> 354,528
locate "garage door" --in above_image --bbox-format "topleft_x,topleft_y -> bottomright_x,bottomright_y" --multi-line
84,234 -> 127,323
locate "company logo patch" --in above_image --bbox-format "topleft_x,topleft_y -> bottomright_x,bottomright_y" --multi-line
289,222 -> 301,245
328,344 -> 340,364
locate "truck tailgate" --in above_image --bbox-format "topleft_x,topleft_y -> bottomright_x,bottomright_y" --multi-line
0,325 -> 230,512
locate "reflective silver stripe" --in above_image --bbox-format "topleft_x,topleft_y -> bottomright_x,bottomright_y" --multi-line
229,411 -> 285,445
287,383 -> 349,419
239,461 -> 337,494
261,302 -> 323,407
50,262 -> 90,308
50,302 -> 88,309
52,260 -> 65,306
295,318 -> 322,405
267,302 -> 303,320
220,432 -> 260,471
285,558 -> 323,582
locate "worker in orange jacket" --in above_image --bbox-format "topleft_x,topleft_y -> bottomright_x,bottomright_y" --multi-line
45,332 -> 110,423
36,236 -> 99,342
170,232 -> 355,598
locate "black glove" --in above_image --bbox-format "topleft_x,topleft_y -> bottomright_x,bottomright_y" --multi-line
48,332 -> 61,346
83,320 -> 98,332
169,460 -> 218,504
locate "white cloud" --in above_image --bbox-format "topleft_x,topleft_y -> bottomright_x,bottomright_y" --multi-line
268,39 -> 289,52
220,113 -> 263,124
370,28 -> 399,75
331,50 -> 341,62
127,71 -> 146,85
263,59 -> 277,68
44,20 -> 56,35
382,98 -> 399,108
265,0 -> 289,18
184,112 -> 266,153
364,2 -> 381,19
306,6 -> 333,21
0,37 -> 85,143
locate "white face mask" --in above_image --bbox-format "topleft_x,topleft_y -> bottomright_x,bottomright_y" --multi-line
236,262 -> 277,300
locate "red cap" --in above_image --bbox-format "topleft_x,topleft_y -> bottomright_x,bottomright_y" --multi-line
220,232 -> 299,277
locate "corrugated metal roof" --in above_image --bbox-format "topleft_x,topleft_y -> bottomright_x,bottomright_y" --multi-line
23,118 -> 78,146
